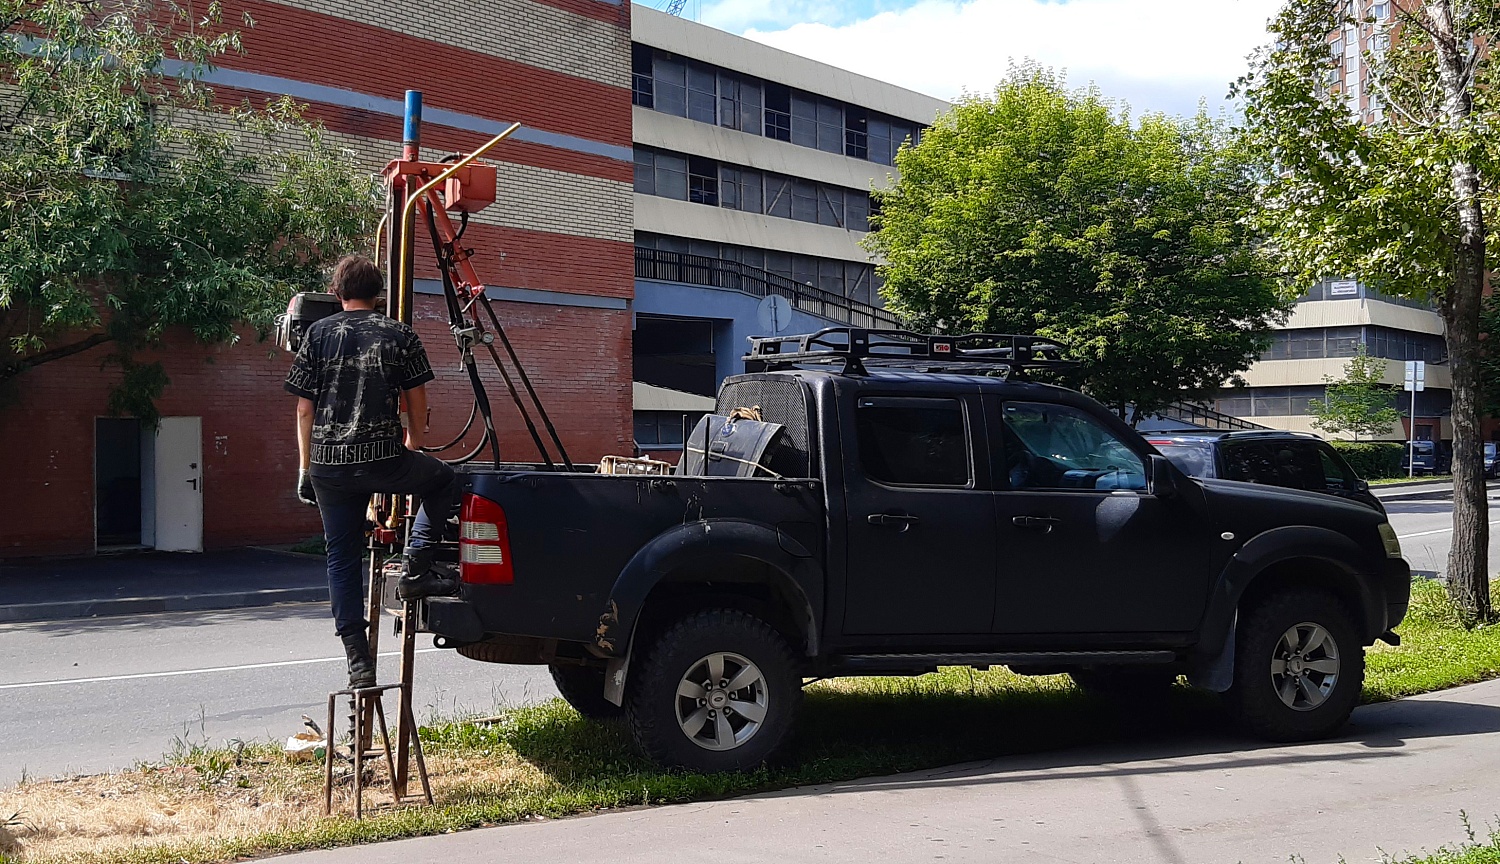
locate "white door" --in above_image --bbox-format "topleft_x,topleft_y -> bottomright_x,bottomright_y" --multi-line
154,416 -> 203,552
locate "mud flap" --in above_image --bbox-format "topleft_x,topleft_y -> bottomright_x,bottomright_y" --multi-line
1188,611 -> 1237,693
603,656 -> 629,707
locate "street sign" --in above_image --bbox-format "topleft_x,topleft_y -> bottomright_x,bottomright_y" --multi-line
1404,360 -> 1426,392
1329,279 -> 1359,297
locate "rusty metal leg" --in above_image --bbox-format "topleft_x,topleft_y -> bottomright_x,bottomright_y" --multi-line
403,689 -> 434,806
373,696 -> 398,805
361,526 -> 383,754
353,691 -> 366,821
393,599 -> 418,799
323,691 -> 337,816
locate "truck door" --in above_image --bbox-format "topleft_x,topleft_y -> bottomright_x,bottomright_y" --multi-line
988,398 -> 1209,635
842,394 -> 997,635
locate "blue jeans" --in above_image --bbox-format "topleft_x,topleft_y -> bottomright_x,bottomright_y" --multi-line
310,450 -> 459,637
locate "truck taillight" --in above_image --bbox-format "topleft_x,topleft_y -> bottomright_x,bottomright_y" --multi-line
459,493 -> 514,584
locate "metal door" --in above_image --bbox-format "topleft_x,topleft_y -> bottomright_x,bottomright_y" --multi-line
842,394 -> 996,635
154,417 -> 203,552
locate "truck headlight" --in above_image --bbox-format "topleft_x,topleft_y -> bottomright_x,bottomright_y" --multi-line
1377,522 -> 1403,559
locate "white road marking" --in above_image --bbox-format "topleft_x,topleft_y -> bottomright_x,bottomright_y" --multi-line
0,648 -> 444,691
1398,519 -> 1500,540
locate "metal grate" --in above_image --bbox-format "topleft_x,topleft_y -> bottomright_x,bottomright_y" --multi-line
716,376 -> 814,477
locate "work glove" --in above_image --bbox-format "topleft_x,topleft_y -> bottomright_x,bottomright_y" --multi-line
297,469 -> 318,507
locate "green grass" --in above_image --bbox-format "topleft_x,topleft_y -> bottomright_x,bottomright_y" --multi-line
10,579 -> 1500,864
286,536 -> 326,556
1365,579 -> 1500,701
1368,475 -> 1452,486
1387,821 -> 1500,864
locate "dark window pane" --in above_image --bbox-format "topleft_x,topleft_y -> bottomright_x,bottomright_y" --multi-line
791,93 -> 818,148
764,83 -> 791,141
847,263 -> 871,304
818,258 -> 844,295
868,117 -> 892,165
739,81 -> 761,135
857,398 -> 970,486
654,56 -> 686,117
1252,388 -> 1291,416
846,192 -> 869,232
631,44 -> 654,109
792,254 -> 816,286
687,238 -> 718,257
792,179 -> 818,223
687,62 -> 716,124
633,149 -> 654,194
634,414 -> 659,446
816,99 -> 843,153
656,152 -> 687,200
741,168 -> 763,214
766,250 -> 792,280
818,185 -> 844,227
719,166 -> 738,210
688,156 -> 718,206
765,175 -> 792,219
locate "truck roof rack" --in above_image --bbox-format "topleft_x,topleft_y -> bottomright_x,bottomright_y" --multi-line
744,327 -> 1080,378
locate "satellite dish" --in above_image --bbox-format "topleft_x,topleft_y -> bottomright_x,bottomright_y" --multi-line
756,294 -> 792,333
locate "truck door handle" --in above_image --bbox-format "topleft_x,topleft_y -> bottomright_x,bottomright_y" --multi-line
867,513 -> 920,530
1012,515 -> 1059,531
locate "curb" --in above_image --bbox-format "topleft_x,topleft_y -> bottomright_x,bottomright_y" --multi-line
0,587 -> 327,625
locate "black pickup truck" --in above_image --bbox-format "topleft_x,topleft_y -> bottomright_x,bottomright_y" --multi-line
421,329 -> 1411,772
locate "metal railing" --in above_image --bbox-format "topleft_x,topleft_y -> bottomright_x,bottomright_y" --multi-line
1154,401 -> 1271,432
635,247 -> 902,330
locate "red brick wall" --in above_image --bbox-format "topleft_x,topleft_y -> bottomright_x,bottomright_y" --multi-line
0,297 -> 631,558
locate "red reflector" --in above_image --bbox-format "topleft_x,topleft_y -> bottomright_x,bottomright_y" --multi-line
459,493 -> 514,584
934,343 -> 952,354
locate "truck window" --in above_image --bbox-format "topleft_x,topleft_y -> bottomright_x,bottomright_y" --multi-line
856,397 -> 970,487
1001,402 -> 1146,491
1224,441 -> 1322,491
1317,446 -> 1354,491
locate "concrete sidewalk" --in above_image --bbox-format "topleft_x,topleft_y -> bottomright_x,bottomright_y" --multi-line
0,548 -> 328,624
1372,478 -> 1500,502
276,678 -> 1500,864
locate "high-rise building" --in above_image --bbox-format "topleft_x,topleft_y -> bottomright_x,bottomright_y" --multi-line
1214,0 -> 1453,444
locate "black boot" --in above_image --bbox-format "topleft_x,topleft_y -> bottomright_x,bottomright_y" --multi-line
396,545 -> 459,600
341,630 -> 377,689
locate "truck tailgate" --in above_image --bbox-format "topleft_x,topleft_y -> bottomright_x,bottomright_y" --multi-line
459,472 -> 824,643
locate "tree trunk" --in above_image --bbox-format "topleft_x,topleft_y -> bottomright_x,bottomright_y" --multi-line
0,332 -> 114,384
1430,0 -> 1493,623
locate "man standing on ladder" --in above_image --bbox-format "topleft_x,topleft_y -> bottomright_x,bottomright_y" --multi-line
285,254 -> 460,688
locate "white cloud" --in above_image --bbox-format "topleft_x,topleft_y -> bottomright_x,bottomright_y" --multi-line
724,0 -> 1283,117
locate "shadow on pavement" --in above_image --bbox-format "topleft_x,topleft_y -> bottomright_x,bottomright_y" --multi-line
4,601 -> 333,635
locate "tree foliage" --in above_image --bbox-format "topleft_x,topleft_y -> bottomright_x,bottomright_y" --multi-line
866,67 -> 1288,421
1236,0 -> 1496,623
1309,344 -> 1400,440
0,0 -> 381,423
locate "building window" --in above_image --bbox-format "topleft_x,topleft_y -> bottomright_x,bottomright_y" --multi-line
653,54 -> 687,118
765,174 -> 792,219
687,156 -> 719,206
632,43 -> 654,109
636,232 -> 883,309
818,185 -> 845,228
718,71 -> 762,133
634,411 -> 706,448
791,178 -> 819,223
790,91 -> 818,149
720,165 -> 763,214
816,98 -> 844,154
764,83 -> 792,141
844,105 -> 869,160
687,61 -> 717,124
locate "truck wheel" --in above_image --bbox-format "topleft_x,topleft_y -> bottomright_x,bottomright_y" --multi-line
548,664 -> 623,720
1068,667 -> 1178,700
1227,588 -> 1363,742
626,608 -> 802,772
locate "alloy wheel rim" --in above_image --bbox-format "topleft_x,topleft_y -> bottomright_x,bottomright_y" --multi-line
674,651 -> 769,751
1270,621 -> 1340,712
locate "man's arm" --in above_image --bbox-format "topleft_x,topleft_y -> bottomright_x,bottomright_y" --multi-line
296,397 -> 315,470
404,384 -> 428,451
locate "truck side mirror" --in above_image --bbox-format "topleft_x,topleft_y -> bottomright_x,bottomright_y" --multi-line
1149,454 -> 1178,499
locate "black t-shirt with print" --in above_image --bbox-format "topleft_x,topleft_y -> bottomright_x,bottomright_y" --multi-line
284,310 -> 435,467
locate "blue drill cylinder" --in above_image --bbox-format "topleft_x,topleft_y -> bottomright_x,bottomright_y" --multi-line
402,90 -> 423,155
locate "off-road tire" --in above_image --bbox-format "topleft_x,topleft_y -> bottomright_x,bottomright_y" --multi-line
1068,667 -> 1179,701
549,664 -> 623,720
1227,588 -> 1363,742
626,608 -> 802,772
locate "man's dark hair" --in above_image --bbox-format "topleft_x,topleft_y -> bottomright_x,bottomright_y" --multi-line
331,255 -> 384,301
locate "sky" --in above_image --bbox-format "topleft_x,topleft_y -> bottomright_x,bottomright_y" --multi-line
676,0 -> 1284,118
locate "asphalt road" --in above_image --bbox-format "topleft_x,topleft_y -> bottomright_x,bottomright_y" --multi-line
0,604 -> 556,782
1384,493 -> 1500,576
279,678 -> 1500,864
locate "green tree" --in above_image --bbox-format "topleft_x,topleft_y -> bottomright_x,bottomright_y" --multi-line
1309,344 -> 1400,441
0,0 -> 381,423
867,67 -> 1288,422
1237,0 -> 1496,622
